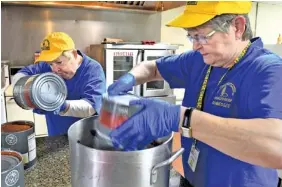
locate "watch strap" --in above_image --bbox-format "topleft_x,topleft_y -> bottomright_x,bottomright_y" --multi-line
181,107 -> 194,138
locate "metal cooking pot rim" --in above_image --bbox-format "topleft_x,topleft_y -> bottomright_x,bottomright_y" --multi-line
68,116 -> 174,154
75,133 -> 174,154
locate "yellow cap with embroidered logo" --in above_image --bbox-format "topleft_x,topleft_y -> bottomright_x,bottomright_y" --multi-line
166,1 -> 252,28
35,32 -> 75,63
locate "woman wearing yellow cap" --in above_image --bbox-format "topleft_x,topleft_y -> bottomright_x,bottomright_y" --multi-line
107,1 -> 282,187
12,32 -> 106,136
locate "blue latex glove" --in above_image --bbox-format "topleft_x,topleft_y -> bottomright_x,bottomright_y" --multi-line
107,73 -> 136,96
33,108 -> 48,115
110,98 -> 181,151
33,101 -> 68,115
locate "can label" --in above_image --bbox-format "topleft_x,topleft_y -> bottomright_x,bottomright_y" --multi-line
5,134 -> 18,146
28,133 -> 36,162
99,109 -> 129,129
5,169 -> 19,186
22,153 -> 29,164
23,76 -> 37,108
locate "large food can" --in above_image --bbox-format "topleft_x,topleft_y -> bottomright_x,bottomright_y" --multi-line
13,72 -> 67,111
1,121 -> 36,170
99,93 -> 142,129
1,150 -> 25,187
98,94 -> 142,149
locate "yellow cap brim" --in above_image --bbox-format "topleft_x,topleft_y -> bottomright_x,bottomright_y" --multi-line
166,12 -> 216,28
34,51 -> 62,63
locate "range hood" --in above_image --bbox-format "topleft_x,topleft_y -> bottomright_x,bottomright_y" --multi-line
2,1 -> 186,12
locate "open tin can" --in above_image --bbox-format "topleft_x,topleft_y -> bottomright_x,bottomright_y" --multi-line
99,93 -> 142,130
1,150 -> 25,187
1,121 -> 36,170
13,72 -> 67,111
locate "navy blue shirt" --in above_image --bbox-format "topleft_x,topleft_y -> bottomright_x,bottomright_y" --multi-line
19,50 -> 106,136
156,37 -> 282,187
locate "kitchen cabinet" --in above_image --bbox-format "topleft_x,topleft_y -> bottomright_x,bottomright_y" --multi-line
34,114 -> 48,137
4,85 -> 48,137
5,96 -> 34,122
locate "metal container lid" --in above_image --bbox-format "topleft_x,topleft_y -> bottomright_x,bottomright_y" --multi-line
1,155 -> 20,173
31,73 -> 67,111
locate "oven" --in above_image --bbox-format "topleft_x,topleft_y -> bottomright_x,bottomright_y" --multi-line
88,44 -> 178,97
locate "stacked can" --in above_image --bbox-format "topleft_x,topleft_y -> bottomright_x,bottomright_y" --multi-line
1,121 -> 36,170
1,150 -> 25,187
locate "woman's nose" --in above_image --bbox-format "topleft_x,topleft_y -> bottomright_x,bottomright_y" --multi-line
51,64 -> 60,73
192,41 -> 202,51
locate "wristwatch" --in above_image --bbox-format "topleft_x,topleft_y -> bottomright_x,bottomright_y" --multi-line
180,107 -> 194,138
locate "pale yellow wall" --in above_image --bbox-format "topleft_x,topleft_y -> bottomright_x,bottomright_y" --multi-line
160,6 -> 192,55
255,2 -> 282,44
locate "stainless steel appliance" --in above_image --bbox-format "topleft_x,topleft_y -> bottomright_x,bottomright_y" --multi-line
9,66 -> 25,84
68,116 -> 184,187
88,44 -> 179,97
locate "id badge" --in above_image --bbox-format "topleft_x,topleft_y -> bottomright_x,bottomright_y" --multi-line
188,144 -> 200,172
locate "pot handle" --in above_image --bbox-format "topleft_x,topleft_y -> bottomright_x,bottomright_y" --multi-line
150,148 -> 184,185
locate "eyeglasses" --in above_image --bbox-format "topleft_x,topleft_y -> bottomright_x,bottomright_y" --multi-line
187,30 -> 216,45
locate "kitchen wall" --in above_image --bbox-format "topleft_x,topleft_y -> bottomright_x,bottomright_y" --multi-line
1,5 -> 161,66
255,2 -> 282,44
161,2 -> 282,102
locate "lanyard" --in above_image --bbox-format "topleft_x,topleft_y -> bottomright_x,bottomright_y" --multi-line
193,42 -> 251,146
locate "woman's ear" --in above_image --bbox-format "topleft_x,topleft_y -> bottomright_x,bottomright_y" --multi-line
233,16 -> 247,40
72,50 -> 78,59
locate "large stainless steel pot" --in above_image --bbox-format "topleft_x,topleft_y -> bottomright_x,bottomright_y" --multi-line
68,116 -> 184,187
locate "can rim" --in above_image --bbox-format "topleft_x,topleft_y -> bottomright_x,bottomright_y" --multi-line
1,120 -> 34,134
1,150 -> 23,174
13,76 -> 33,110
102,93 -> 140,107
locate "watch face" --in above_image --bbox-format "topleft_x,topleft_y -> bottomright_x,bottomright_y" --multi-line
183,108 -> 193,128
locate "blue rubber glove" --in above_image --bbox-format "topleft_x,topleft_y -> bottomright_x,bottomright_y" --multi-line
33,101 -> 68,115
33,108 -> 48,115
109,98 -> 181,151
107,73 -> 136,96
53,101 -> 68,115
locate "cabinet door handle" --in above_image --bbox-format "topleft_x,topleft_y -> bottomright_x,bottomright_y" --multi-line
8,98 -> 14,102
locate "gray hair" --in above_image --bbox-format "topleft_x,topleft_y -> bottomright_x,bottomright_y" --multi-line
62,50 -> 75,60
187,14 -> 253,41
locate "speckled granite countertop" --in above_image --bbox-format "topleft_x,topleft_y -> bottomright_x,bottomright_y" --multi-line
24,135 -> 71,187
23,135 -> 183,187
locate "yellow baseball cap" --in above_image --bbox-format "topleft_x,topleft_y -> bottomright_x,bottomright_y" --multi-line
35,32 -> 75,63
166,1 -> 252,28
